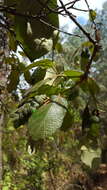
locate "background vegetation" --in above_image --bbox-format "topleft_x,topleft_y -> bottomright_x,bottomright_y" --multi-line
0,0 -> 107,189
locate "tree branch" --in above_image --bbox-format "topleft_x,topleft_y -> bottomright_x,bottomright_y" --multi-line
0,5 -> 82,38
59,0 -> 95,44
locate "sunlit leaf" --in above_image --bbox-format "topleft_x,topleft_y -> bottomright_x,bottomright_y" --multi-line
64,70 -> 83,78
55,42 -> 63,53
89,10 -> 97,21
81,41 -> 94,57
82,41 -> 94,49
28,96 -> 68,140
81,146 -> 101,167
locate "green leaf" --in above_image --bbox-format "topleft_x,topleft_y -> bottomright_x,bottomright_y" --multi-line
81,146 -> 101,167
23,78 -> 52,98
28,96 -> 68,140
63,86 -> 80,100
80,80 -> 89,93
89,10 -> 97,21
37,84 -> 61,96
89,123 -> 100,137
88,78 -> 100,96
18,62 -> 26,72
55,42 -> 63,53
82,41 -> 94,49
30,67 -> 46,85
24,59 -> 55,71
60,111 -> 74,131
18,62 -> 31,83
7,66 -> 20,92
80,49 -> 90,71
80,78 -> 100,96
64,70 -> 83,78
8,32 -> 17,51
5,0 -> 59,61
24,71 -> 32,84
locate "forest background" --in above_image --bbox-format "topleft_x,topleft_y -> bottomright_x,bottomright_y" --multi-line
0,0 -> 107,189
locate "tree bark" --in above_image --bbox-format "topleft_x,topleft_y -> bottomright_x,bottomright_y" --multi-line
0,0 -> 9,188
0,113 -> 4,189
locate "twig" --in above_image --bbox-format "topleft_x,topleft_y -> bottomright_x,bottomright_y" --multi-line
59,0 -> 95,44
71,7 -> 89,12
39,18 -> 81,37
84,0 -> 90,10
57,0 -> 80,11
0,5 -> 82,38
